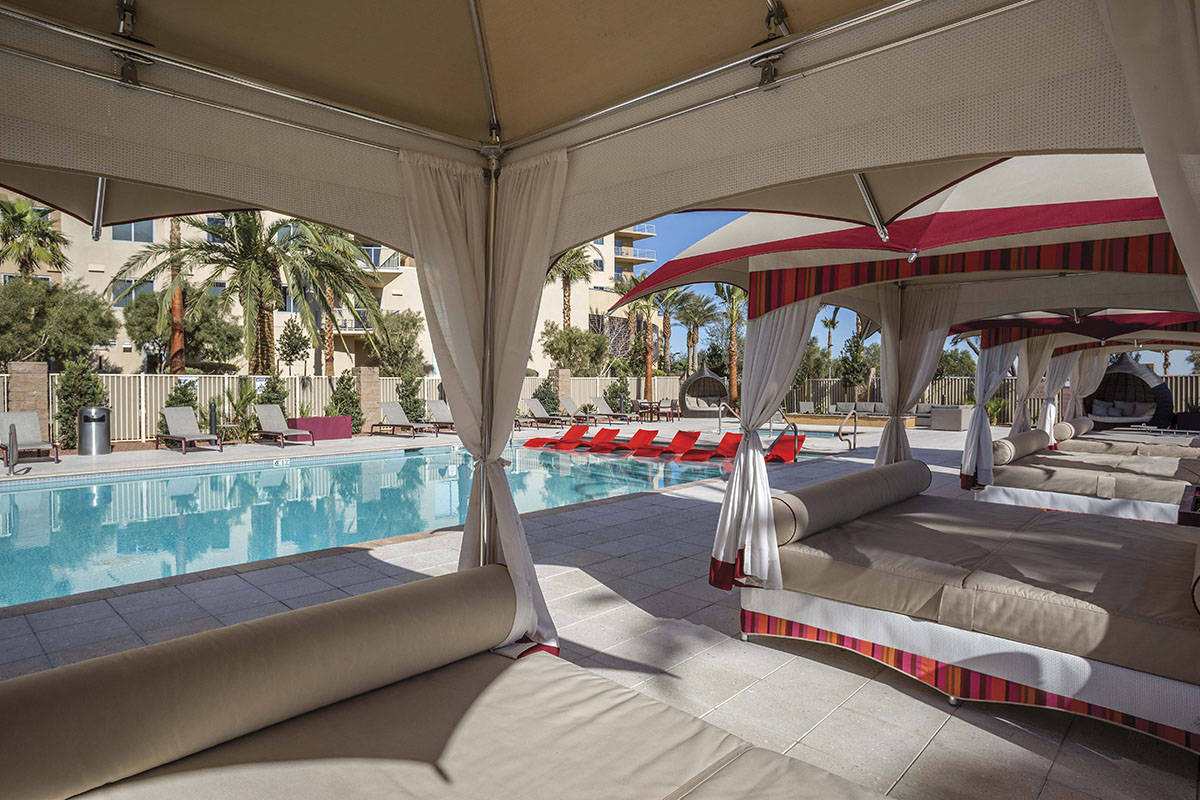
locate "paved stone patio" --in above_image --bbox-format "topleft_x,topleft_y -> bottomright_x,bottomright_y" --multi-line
0,427 -> 1196,799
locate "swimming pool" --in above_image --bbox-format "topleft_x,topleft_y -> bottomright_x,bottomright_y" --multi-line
0,446 -> 726,608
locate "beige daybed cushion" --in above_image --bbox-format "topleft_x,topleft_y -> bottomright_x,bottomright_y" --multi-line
991,462 -> 1187,504
1066,416 -> 1094,435
1016,449 -> 1200,484
778,494 -> 1044,625
992,430 -> 1049,466
1058,438 -> 1200,458
965,511 -> 1200,685
1052,421 -> 1077,442
772,460 -> 931,545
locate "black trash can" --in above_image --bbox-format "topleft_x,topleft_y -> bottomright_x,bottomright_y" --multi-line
77,406 -> 112,456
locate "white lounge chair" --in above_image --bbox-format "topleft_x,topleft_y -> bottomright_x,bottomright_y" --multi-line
248,404 -> 315,447
590,396 -> 633,423
157,406 -> 223,454
371,401 -> 436,438
0,412 -> 58,466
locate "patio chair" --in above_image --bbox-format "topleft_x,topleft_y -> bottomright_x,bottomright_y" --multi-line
523,424 -> 588,449
559,397 -> 597,424
680,432 -> 743,462
557,427 -> 619,451
764,433 -> 806,463
157,407 -> 223,454
427,399 -> 457,432
0,412 -> 58,467
589,428 -> 658,454
525,397 -> 570,427
371,402 -> 436,438
633,430 -> 700,458
248,404 -> 315,447
590,396 -> 634,423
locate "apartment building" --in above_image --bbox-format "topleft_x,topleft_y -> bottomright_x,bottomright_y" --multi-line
0,191 -> 658,376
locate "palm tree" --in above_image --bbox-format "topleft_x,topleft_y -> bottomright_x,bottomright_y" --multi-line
612,272 -> 643,359
167,217 -> 185,374
655,287 -> 689,373
115,211 -> 381,375
820,307 -> 840,378
546,245 -> 598,329
714,283 -> 747,402
0,197 -> 69,277
677,294 -> 719,374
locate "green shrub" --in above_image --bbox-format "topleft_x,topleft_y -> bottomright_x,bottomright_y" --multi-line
324,370 -> 364,433
257,370 -> 288,407
54,358 -> 109,449
533,377 -> 559,415
604,379 -> 631,415
396,377 -> 426,425
158,379 -> 202,438
986,396 -> 1009,425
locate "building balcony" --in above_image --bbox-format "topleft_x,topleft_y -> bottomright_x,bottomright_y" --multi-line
332,309 -> 376,334
617,222 -> 656,240
613,245 -> 656,264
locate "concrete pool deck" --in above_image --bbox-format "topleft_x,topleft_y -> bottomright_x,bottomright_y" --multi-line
0,427 -> 1193,799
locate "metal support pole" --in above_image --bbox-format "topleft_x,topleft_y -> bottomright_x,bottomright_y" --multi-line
852,172 -> 888,242
479,153 -> 499,567
91,177 -> 107,241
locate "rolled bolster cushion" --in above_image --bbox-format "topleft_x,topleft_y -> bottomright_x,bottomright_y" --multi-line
1052,421 -> 1076,442
772,460 -> 932,545
1067,416 -> 1095,435
0,565 -> 517,800
992,430 -> 1051,466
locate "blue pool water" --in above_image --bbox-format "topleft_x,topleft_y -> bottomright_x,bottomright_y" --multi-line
0,446 -> 726,608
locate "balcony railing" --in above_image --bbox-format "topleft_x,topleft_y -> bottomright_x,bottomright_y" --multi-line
614,246 -> 656,259
334,309 -> 375,331
621,223 -> 656,235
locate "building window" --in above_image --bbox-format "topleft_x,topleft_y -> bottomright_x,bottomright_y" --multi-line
205,216 -> 227,243
361,242 -> 381,267
208,281 -> 226,297
111,279 -> 152,308
3,274 -> 51,284
275,224 -> 298,244
111,220 -> 153,243
593,237 -> 605,245
281,286 -> 299,313
592,258 -> 604,271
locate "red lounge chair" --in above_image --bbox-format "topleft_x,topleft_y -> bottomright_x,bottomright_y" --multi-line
680,432 -> 743,462
633,430 -> 701,458
557,427 -> 618,451
590,428 -> 658,454
523,425 -> 588,449
764,434 -> 806,463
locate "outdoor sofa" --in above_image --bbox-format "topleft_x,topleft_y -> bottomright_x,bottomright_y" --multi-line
750,460 -> 1200,752
0,566 -> 880,800
156,407 -> 222,454
247,404 -> 315,447
978,428 -> 1188,522
0,411 -> 58,466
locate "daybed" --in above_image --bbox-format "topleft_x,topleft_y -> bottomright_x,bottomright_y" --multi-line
0,566 -> 879,800
752,461 -> 1200,752
979,429 -> 1188,522
1056,416 -> 1200,456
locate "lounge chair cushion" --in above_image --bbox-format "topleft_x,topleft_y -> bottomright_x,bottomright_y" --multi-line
85,652 -> 755,800
681,746 -> 880,800
778,495 -> 1044,624
1066,416 -> 1094,435
772,460 -> 931,545
0,567 -> 518,800
992,430 -> 1049,466
1017,449 -> 1200,484
991,462 -> 1187,504
0,412 -> 49,447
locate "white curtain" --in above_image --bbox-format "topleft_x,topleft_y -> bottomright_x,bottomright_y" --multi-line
399,150 -> 567,654
874,284 -> 960,466
960,341 -> 1020,487
711,298 -> 819,590
1099,1 -> 1200,303
1037,351 -> 1080,444
1067,350 -> 1109,418
1009,337 -> 1053,436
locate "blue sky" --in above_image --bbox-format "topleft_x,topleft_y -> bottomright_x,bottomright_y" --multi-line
643,211 -> 1188,374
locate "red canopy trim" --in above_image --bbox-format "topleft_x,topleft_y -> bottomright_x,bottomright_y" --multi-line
749,232 -> 1182,319
978,325 -> 1057,349
1052,337 -> 1200,358
963,312 -> 1200,350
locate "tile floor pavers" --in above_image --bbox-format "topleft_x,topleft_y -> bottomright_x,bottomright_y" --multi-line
0,427 -> 1197,799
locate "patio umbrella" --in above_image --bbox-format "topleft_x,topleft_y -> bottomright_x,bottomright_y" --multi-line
613,154 -> 1167,307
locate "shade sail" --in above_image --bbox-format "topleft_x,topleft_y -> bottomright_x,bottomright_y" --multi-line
613,154 -> 1165,308
0,162 -> 251,226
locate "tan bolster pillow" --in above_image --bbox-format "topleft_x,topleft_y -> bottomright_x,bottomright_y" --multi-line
0,565 -> 516,800
1067,416 -> 1094,435
1052,421 -> 1076,442
772,460 -> 932,545
993,430 -> 1050,466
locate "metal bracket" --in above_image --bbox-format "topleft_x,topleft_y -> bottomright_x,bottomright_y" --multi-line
751,52 -> 784,89
111,47 -> 152,86
764,0 -> 792,38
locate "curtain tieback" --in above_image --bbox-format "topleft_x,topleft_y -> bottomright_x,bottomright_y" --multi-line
473,456 -> 511,468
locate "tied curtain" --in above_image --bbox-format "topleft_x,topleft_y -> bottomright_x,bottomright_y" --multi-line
960,341 -> 1020,487
710,298 -> 819,590
1037,351 -> 1080,444
1099,1 -> 1200,304
1067,350 -> 1109,419
1009,337 -> 1053,436
874,284 -> 960,466
399,150 -> 567,654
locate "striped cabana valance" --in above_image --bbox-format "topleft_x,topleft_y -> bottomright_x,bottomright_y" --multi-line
966,314 -> 1200,350
1052,338 -> 1200,358
748,232 -> 1183,319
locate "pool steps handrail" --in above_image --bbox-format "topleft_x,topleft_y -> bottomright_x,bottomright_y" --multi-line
717,403 -> 801,463
837,409 -> 858,450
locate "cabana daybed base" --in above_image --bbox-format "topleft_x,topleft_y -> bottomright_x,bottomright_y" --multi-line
974,484 -> 1180,523
740,600 -> 1200,754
